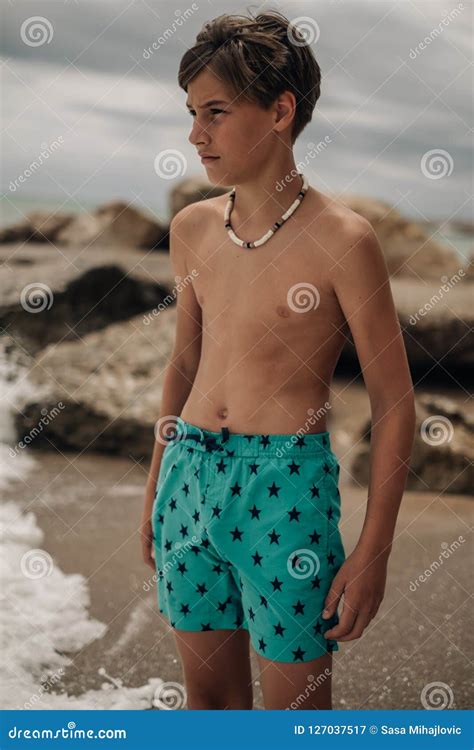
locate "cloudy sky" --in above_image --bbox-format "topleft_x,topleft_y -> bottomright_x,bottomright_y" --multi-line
2,0 -> 472,224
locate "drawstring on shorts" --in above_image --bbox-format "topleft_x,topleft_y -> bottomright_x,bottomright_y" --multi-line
174,425 -> 230,452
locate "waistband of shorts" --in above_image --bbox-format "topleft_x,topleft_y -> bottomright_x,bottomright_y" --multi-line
166,416 -> 334,458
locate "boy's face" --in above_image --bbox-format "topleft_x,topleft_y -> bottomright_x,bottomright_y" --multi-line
186,67 -> 282,186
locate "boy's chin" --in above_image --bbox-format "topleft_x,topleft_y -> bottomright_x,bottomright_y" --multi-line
204,168 -> 232,188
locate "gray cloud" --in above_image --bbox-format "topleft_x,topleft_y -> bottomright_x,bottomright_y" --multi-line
2,0 -> 472,223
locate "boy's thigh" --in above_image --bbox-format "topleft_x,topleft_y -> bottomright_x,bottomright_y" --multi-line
257,652 -> 333,710
173,628 -> 252,704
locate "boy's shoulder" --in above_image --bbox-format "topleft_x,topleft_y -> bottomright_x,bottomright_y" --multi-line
305,186 -> 373,242
170,193 -> 229,232
302,186 -> 378,274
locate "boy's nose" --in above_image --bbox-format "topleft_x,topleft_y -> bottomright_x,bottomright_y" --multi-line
188,121 -> 210,147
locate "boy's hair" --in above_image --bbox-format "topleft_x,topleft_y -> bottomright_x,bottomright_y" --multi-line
178,9 -> 321,145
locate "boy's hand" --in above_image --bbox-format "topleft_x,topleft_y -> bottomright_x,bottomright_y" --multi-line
322,546 -> 389,641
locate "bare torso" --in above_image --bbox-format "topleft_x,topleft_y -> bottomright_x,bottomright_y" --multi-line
180,186 -> 352,434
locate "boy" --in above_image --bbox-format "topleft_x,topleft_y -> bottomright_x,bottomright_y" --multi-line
141,10 -> 416,710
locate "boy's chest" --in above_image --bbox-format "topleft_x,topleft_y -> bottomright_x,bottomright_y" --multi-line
191,237 -> 336,330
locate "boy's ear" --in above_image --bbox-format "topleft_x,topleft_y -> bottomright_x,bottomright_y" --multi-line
274,91 -> 296,132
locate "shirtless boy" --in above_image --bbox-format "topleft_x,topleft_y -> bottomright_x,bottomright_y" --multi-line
141,10 -> 416,710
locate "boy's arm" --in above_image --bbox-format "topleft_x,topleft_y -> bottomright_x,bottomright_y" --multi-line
141,205 -> 203,569
145,205 -> 203,492
323,216 -> 416,640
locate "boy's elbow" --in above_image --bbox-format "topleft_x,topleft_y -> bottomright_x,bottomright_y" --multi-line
371,383 -> 416,421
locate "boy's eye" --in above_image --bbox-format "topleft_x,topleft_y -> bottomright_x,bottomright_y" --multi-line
187,109 -> 226,117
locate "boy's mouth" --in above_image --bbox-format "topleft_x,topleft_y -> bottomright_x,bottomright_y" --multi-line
199,154 -> 220,162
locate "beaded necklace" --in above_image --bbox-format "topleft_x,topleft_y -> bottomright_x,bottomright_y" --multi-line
224,172 -> 309,248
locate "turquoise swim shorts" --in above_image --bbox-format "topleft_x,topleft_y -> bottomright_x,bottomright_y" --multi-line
151,416 -> 346,663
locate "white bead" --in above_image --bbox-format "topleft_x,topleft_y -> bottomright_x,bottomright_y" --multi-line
224,173 -> 308,248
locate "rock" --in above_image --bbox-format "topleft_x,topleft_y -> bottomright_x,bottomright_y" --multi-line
447,220 -> 474,234
56,200 -> 169,249
169,178 -> 229,217
14,306 -> 177,460
0,243 -> 176,355
338,195 -> 462,280
0,202 -> 169,250
462,259 -> 474,280
0,211 -> 75,244
350,394 -> 473,494
337,275 -> 473,376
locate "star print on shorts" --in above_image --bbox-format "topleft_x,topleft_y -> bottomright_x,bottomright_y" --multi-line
152,417 -> 346,663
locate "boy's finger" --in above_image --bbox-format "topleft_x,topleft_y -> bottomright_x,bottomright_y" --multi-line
322,578 -> 344,618
144,553 -> 155,570
324,603 -> 357,638
337,611 -> 372,641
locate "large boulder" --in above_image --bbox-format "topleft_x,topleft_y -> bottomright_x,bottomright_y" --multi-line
341,195 -> 462,280
14,306 -> 177,460
463,256 -> 474,280
56,200 -> 169,249
350,394 -> 473,494
337,274 -> 473,376
0,211 -> 75,244
169,178 -> 229,217
0,243 -> 176,354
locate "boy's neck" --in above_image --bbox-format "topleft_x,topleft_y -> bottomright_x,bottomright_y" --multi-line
228,155 -> 305,228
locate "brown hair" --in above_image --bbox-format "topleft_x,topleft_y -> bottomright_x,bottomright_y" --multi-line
178,9 -> 321,144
